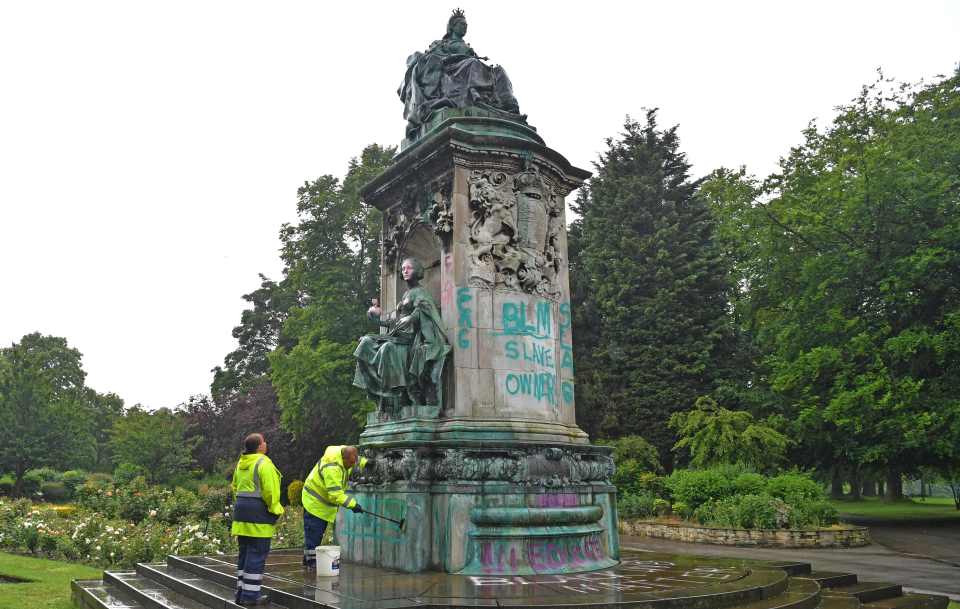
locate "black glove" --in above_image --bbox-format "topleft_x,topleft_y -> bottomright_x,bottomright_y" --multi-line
350,503 -> 364,514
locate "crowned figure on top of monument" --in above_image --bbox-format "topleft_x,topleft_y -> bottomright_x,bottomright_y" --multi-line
398,9 -> 523,141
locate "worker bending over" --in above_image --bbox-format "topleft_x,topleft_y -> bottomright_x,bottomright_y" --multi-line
301,445 -> 370,568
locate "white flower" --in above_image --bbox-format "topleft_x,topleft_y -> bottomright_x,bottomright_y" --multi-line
95,545 -> 101,551
149,510 -> 157,517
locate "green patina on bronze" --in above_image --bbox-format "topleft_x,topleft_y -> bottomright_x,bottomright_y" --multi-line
399,9 -> 526,144
353,257 -> 450,415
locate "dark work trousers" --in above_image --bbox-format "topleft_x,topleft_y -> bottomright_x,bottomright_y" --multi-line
235,536 -> 271,603
302,509 -> 330,566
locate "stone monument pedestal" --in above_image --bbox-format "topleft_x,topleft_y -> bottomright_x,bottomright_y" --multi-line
339,113 -> 619,574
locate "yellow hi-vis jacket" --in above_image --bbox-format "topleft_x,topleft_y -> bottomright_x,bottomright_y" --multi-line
302,445 -> 367,522
230,452 -> 284,538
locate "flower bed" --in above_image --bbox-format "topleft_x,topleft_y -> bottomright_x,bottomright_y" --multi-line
619,518 -> 870,548
0,481 -> 305,569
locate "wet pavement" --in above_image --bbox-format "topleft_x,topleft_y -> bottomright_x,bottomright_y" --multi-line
172,549 -> 788,607
858,524 -> 960,567
72,544 -> 956,609
621,535 -> 960,600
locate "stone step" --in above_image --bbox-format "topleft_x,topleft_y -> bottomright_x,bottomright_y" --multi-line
862,593 -> 951,609
767,561 -> 814,577
818,593 -> 862,609
829,583 -> 903,604
730,577 -> 821,609
72,580 -> 146,609
801,572 -> 860,588
103,570 -> 224,609
139,562 -> 301,609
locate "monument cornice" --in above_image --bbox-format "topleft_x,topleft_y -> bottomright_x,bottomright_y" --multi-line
361,116 -> 590,211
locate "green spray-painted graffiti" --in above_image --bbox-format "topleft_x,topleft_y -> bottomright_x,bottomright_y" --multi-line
501,301 -> 552,339
457,287 -> 473,349
505,371 -> 556,404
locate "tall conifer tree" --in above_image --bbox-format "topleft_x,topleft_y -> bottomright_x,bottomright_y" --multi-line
574,111 -> 736,465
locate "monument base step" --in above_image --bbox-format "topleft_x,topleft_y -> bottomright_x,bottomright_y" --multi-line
72,548 -> 950,609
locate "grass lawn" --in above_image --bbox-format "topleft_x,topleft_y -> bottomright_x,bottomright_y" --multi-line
830,496 -> 960,521
0,552 -> 100,609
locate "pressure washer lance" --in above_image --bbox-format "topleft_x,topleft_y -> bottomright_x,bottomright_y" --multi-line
362,508 -> 405,530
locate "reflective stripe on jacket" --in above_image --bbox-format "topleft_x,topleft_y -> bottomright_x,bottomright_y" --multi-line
301,445 -> 366,522
231,452 -> 283,538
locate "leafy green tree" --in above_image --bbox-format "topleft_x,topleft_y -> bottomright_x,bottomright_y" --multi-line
709,70 -> 960,496
83,388 -> 125,472
211,275 -> 297,402
574,111 -> 740,465
0,333 -> 94,495
669,396 -> 789,471
210,144 -> 394,448
568,192 -> 605,440
269,144 -> 394,439
109,407 -> 197,484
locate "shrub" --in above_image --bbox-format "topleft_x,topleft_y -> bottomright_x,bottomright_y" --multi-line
612,459 -> 646,495
766,471 -> 825,503
40,482 -> 69,503
672,501 -> 692,519
636,472 -> 666,498
21,470 -> 46,496
602,435 -> 662,473
287,480 -> 304,507
0,475 -> 13,496
736,494 -> 789,529
29,468 -> 62,483
76,480 -> 117,514
791,500 -> 838,528
157,488 -> 199,525
653,498 -> 671,517
693,496 -> 740,528
87,473 -> 114,486
114,463 -> 147,486
116,477 -> 157,523
664,468 -> 734,510
61,470 -> 88,499
733,473 -> 767,496
618,492 -> 656,519
196,486 -> 232,520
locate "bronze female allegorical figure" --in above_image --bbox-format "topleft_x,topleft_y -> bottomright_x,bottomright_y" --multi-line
353,257 -> 450,413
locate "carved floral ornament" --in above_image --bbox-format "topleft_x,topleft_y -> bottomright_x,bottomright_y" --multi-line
382,176 -> 453,266
353,446 -> 614,486
468,165 -> 563,299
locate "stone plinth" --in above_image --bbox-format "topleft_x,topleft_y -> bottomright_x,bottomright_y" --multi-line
342,115 -> 617,574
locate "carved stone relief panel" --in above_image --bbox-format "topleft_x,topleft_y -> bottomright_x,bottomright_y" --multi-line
467,164 -> 563,299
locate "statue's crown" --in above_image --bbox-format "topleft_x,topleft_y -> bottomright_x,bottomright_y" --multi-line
450,8 -> 465,21
514,166 -> 545,194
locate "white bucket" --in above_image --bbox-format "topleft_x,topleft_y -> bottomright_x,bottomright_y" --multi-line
314,545 -> 341,577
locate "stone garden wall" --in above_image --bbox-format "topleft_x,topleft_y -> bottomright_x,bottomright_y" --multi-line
619,519 -> 870,548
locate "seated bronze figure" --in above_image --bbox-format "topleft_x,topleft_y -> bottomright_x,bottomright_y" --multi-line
398,9 -> 522,141
353,257 -> 450,413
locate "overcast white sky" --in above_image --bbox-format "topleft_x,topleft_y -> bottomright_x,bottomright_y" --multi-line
1,1 -> 957,410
